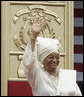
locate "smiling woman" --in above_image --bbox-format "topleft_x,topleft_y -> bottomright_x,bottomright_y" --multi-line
43,53 -> 60,76
22,17 -> 82,96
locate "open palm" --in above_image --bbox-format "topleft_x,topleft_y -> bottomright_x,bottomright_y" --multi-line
32,17 -> 43,35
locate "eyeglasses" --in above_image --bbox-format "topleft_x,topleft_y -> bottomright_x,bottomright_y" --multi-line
47,55 -> 60,60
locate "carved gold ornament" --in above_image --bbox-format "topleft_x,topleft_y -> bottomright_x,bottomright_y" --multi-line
13,5 -> 62,51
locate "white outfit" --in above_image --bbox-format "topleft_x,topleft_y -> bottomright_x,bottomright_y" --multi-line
23,37 -> 82,96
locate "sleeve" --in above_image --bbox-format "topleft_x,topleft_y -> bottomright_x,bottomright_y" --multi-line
22,39 -> 41,87
75,83 -> 82,96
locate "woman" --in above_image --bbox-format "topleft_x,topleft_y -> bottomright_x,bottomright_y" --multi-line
23,17 -> 82,96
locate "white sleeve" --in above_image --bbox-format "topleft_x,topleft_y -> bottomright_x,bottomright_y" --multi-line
22,39 -> 41,87
75,83 -> 82,96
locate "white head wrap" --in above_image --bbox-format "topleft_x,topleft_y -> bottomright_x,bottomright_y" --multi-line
37,37 -> 61,63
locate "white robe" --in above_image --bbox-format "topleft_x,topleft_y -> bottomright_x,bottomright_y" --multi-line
23,39 -> 82,96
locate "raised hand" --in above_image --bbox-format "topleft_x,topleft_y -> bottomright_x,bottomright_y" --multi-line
32,17 -> 43,37
30,17 -> 44,51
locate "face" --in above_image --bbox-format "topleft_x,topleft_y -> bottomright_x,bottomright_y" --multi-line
43,52 -> 60,71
